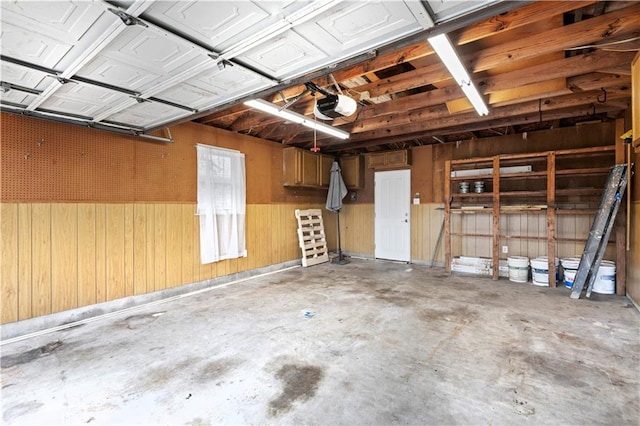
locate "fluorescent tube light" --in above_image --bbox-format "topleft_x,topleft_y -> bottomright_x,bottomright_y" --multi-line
244,99 -> 350,140
428,33 -> 489,116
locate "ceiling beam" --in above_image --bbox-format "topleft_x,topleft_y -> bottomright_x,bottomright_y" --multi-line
325,104 -> 622,152
467,3 -> 640,73
341,89 -> 631,140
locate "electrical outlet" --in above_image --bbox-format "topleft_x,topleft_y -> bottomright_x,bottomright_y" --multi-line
502,246 -> 508,254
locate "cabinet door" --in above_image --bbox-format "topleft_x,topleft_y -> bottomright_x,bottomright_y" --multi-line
340,156 -> 363,189
301,150 -> 320,186
319,155 -> 334,187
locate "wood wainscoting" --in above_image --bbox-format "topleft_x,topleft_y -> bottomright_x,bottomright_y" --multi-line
0,203 -> 322,324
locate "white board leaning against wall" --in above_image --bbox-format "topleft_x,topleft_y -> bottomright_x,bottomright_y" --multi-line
196,144 -> 247,264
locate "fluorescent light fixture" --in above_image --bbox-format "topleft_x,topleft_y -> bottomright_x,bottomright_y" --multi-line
428,33 -> 489,116
244,99 -> 350,139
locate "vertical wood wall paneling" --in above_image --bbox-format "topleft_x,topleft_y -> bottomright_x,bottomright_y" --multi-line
236,207 -> 249,274
165,204 -> 183,289
105,204 -> 125,300
1,203 -> 19,323
95,204 -> 107,303
181,204 -> 195,286
31,203 -> 52,316
426,204 -> 444,264
271,205 -> 284,262
133,204 -> 147,295
154,204 -> 167,291
124,204 -> 134,297
411,204 -> 423,260
18,204 -> 32,319
145,204 -> 156,293
245,204 -> 257,270
259,205 -> 273,268
51,203 -> 78,312
77,204 -> 96,307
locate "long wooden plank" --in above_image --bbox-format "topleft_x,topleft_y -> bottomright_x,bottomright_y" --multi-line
349,90 -> 630,136
350,40 -> 633,104
468,4 -> 640,73
78,203 -> 96,307
31,203 -> 52,316
17,204 -> 32,320
1,203 -> 19,323
51,203 -> 78,313
328,104 -> 622,152
455,1 -> 595,44
106,204 -> 125,301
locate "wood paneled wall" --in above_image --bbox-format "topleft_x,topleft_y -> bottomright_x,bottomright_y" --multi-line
327,203 -> 445,264
1,202 -> 320,324
411,204 -> 445,264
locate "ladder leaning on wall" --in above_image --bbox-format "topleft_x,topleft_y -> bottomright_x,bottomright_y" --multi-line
570,164 -> 628,299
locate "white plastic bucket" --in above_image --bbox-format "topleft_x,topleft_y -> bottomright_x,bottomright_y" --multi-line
508,256 -> 529,283
593,261 -> 616,295
530,256 -> 559,286
564,269 -> 577,289
561,257 -> 581,289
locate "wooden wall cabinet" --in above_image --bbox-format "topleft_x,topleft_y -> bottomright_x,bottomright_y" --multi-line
340,155 -> 364,189
283,147 -> 334,188
367,149 -> 410,169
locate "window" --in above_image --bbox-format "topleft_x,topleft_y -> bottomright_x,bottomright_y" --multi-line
196,144 -> 246,264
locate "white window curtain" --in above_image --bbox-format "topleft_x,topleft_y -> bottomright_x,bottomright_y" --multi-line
196,144 -> 247,264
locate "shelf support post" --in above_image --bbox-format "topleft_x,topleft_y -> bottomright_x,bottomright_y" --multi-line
614,117 -> 627,295
444,160 -> 452,273
547,152 -> 557,287
492,156 -> 500,280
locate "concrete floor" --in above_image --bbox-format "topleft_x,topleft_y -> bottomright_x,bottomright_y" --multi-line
1,259 -> 639,425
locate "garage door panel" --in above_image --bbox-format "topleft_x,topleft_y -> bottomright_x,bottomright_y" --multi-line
39,83 -> 131,118
105,101 -> 192,129
144,1 -> 271,51
239,30 -> 328,79
1,62 -> 50,91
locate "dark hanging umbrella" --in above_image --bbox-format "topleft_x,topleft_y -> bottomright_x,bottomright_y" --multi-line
326,161 -> 349,264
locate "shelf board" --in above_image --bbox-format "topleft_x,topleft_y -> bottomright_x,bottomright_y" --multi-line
501,208 -> 547,214
499,171 -> 547,179
501,190 -> 547,197
556,167 -> 610,176
451,233 -> 493,238
557,188 -> 602,196
451,175 -> 494,182
451,192 -> 494,198
555,145 -> 615,156
556,209 -> 597,215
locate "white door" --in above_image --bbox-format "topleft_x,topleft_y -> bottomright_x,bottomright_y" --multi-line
375,169 -> 411,261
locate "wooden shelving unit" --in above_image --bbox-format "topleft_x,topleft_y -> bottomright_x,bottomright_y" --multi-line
444,145 -> 617,285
